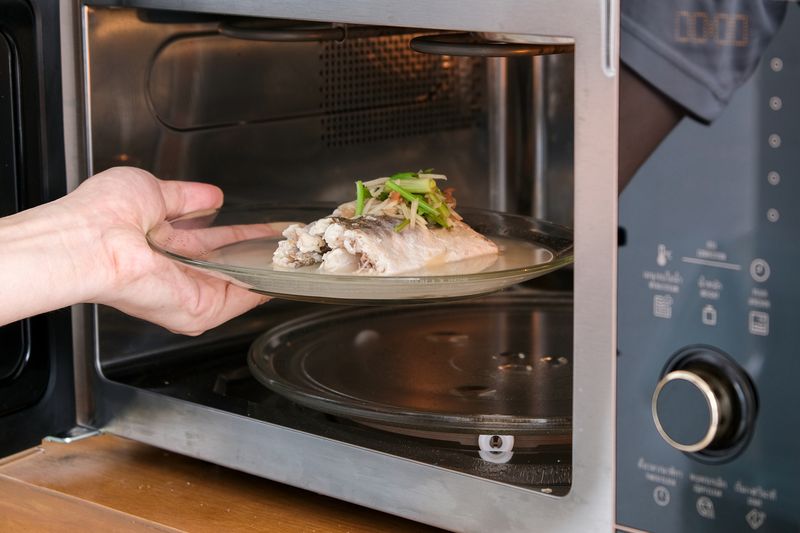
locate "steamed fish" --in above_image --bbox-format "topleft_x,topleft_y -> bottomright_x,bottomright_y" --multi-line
272,172 -> 498,275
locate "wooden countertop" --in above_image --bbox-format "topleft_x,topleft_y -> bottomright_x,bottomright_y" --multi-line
0,434 -> 442,532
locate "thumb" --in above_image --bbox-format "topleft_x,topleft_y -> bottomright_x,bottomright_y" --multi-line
158,179 -> 224,220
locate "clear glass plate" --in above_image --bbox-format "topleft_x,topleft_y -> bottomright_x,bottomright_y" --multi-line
146,204 -> 573,304
248,293 -> 573,435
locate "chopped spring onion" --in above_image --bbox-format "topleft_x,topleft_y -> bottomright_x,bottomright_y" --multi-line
390,171 -> 417,180
353,170 -> 456,229
418,173 -> 447,181
363,177 -> 389,188
394,219 -> 410,232
355,180 -> 369,216
383,180 -> 445,226
388,177 -> 435,194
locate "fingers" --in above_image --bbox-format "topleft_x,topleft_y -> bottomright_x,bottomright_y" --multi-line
184,222 -> 288,251
158,179 -> 224,220
149,222 -> 289,259
206,282 -> 271,332
101,259 -> 271,337
176,276 -> 271,336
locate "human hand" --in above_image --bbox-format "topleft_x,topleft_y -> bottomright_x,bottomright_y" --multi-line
75,167 -> 283,335
0,167 -> 276,334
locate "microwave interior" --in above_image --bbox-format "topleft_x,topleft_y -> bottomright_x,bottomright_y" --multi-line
85,6 -> 577,496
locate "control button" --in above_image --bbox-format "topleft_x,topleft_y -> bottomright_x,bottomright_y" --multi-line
750,259 -> 770,282
749,311 -> 769,336
766,208 -> 780,223
746,508 -> 766,530
654,347 -> 758,460
653,369 -> 731,452
767,171 -> 780,186
653,294 -> 673,319
696,496 -> 715,519
656,243 -> 672,266
653,485 -> 671,507
702,305 -> 717,326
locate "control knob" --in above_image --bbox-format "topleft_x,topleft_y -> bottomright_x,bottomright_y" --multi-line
651,348 -> 757,458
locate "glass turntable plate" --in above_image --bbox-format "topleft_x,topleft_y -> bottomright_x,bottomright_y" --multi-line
248,293 -> 572,436
147,204 -> 573,304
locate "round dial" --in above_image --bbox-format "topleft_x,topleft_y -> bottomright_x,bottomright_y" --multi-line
652,347 -> 757,461
652,368 -> 733,453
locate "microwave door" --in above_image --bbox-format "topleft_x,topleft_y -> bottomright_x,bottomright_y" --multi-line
0,0 -> 77,456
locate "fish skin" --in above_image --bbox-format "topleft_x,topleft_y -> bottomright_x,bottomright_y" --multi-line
273,214 -> 498,275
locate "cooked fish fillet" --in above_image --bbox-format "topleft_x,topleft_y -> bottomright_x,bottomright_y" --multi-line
273,214 -> 498,275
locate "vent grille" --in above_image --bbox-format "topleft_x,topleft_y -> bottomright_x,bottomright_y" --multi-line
321,33 -> 484,147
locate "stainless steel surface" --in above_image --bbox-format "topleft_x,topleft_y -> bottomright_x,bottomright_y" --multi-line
61,0 -> 95,428
217,21 -> 393,42
44,426 -> 101,444
601,0 -> 617,77
98,293 -> 572,491
533,54 -> 574,226
532,56 -> 548,220
95,381 -> 577,529
68,1 -> 620,531
487,57 -> 508,211
84,8 -> 488,208
60,0 -> 85,193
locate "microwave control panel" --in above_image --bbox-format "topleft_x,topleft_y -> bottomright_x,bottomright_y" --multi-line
616,8 -> 800,533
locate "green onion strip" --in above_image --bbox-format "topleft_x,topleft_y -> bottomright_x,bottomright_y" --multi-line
394,219 -> 410,232
384,180 -> 448,227
354,170 -> 453,230
355,180 -> 368,216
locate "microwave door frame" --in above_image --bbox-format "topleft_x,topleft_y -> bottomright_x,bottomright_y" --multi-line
0,0 -> 77,456
66,1 -> 619,531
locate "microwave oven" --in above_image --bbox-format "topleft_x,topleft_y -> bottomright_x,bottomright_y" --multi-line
1,1 -> 797,531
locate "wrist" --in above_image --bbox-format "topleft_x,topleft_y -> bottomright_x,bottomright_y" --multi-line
44,198 -> 115,302
0,199 -> 109,324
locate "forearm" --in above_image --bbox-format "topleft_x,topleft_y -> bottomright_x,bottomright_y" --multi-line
0,200 -> 107,325
618,65 -> 685,190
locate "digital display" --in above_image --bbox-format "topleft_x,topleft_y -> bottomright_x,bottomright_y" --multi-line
675,10 -> 749,47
